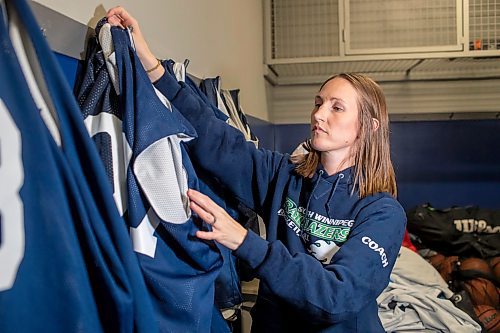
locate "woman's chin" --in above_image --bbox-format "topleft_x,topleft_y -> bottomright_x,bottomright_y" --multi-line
310,139 -> 326,152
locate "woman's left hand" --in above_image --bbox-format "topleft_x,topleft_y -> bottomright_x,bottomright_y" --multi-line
106,6 -> 165,82
188,189 -> 248,251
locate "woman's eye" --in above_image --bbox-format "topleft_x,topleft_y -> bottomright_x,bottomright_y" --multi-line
333,106 -> 343,111
314,97 -> 322,107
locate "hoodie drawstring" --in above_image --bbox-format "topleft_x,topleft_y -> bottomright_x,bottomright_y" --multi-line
326,173 -> 344,218
305,170 -> 323,223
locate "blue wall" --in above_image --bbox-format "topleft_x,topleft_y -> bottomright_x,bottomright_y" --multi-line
274,123 -> 310,154
246,115 -> 275,151
275,120 -> 500,210
391,120 -> 500,210
55,52 -> 79,89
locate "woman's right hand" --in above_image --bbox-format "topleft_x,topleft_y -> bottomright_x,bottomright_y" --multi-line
106,6 -> 165,82
187,189 -> 248,251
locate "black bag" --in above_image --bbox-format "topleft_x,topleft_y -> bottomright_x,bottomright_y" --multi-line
407,204 -> 500,258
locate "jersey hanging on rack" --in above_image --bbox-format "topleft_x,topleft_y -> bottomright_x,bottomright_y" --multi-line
227,88 -> 259,147
199,77 -> 258,147
169,61 -> 245,311
75,23 -> 227,332
0,1 -> 157,333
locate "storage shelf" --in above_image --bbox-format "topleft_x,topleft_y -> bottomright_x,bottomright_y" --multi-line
266,0 -> 500,84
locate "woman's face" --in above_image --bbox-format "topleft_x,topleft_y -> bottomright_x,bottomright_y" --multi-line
310,77 -> 360,156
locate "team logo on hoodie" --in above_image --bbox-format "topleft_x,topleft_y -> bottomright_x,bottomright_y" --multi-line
278,197 -> 353,264
307,240 -> 340,264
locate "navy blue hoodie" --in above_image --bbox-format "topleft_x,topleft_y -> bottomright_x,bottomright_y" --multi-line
155,66 -> 406,332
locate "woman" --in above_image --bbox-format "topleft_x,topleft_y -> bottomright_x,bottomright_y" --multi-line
107,7 -> 407,332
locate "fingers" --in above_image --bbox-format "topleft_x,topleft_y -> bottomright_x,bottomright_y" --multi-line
106,6 -> 129,21
189,189 -> 248,250
106,6 -> 138,30
189,200 -> 217,226
187,189 -> 221,217
103,6 -> 162,81
195,230 -> 217,241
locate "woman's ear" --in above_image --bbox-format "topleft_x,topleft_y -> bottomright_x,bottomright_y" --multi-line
372,118 -> 380,132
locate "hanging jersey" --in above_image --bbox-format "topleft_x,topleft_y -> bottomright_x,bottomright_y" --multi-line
200,77 -> 258,146
0,1 -> 157,333
199,76 -> 218,106
0,11 -> 102,333
227,89 -> 259,147
165,61 -> 245,310
181,69 -> 230,123
75,23 -> 226,332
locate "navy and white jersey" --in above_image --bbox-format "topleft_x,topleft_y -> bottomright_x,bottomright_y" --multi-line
200,77 -> 258,146
75,23 -> 227,332
227,88 -> 259,146
0,1 -> 156,332
167,61 -> 246,311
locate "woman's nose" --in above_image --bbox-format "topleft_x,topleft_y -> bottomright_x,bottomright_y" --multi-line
312,105 -> 327,122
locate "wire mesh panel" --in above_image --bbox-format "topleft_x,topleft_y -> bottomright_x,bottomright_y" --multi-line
469,0 -> 500,50
347,0 -> 460,53
271,0 -> 339,59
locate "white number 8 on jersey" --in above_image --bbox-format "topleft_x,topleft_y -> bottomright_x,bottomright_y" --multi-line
0,99 -> 25,291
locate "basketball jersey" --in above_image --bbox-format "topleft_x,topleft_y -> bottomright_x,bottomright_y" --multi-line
75,23 -> 227,332
0,1 -> 157,332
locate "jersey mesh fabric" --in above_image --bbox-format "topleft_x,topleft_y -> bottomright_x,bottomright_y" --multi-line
0,1 -> 157,332
75,22 -> 226,332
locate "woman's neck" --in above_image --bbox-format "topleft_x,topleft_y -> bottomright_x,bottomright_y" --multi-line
320,150 -> 354,176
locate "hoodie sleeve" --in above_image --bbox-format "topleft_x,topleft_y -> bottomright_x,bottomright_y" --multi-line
234,197 -> 406,324
153,70 -> 286,214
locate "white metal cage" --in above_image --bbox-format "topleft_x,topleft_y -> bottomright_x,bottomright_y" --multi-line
271,0 -> 340,59
346,0 -> 460,54
469,0 -> 500,50
265,0 -> 500,84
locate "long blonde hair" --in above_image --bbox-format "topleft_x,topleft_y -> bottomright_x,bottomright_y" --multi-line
292,73 -> 397,198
